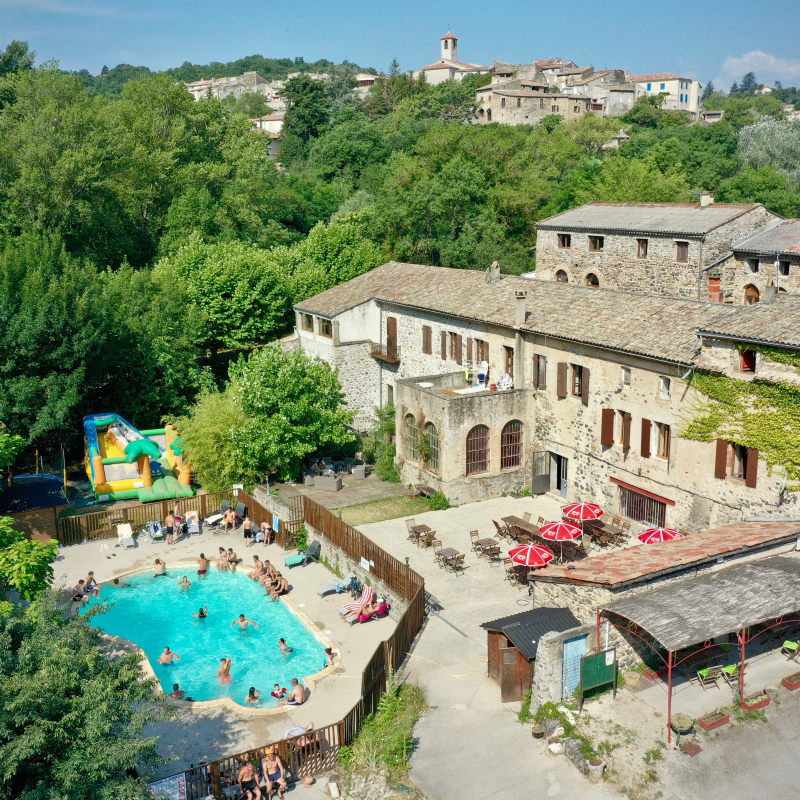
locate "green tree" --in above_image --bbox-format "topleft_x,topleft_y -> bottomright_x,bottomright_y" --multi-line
738,118 -> 800,190
740,71 -> 758,94
0,590 -> 170,799
279,74 -> 331,165
231,346 -> 356,481
224,91 -> 274,118
0,40 -> 35,76
576,154 -> 693,203
0,530 -> 58,601
716,165 -> 800,216
701,81 -> 715,101
539,114 -> 563,133
0,428 -> 24,473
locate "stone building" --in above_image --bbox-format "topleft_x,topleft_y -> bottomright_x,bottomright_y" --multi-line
185,71 -> 273,102
534,199 -> 781,303
625,72 -> 702,117
476,84 -> 591,126
294,259 -> 800,529
560,70 -> 638,117
412,31 -> 490,86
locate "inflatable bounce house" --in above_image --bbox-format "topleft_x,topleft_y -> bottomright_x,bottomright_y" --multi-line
83,413 -> 194,503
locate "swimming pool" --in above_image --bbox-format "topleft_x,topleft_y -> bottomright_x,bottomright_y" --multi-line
83,568 -> 327,705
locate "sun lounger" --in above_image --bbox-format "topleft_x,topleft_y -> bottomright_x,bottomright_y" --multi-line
317,572 -> 356,598
146,520 -> 164,543
117,523 -> 136,549
348,601 -> 390,625
339,586 -> 374,616
283,540 -> 321,569
781,640 -> 800,662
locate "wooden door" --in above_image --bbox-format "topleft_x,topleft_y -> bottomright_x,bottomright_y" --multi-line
532,450 -> 550,495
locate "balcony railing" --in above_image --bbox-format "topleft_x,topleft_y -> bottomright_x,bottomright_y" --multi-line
371,342 -> 401,364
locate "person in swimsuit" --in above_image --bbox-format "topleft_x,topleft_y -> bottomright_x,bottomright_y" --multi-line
244,687 -> 261,704
169,683 -> 186,699
231,614 -> 258,630
323,648 -> 335,667
261,521 -> 276,547
112,578 -> 131,588
216,548 -> 228,572
237,757 -> 262,800
279,678 -> 305,707
192,605 -> 208,619
260,748 -> 286,799
153,558 -> 166,576
248,556 -> 264,581
165,513 -> 175,545
227,548 -> 238,572
259,561 -> 277,589
72,580 -> 90,602
278,638 -> 293,656
271,684 -> 286,700
177,576 -> 191,589
173,502 -> 182,531
342,598 -> 380,622
197,554 -> 209,576
269,574 -> 288,602
223,508 -> 237,533
243,515 -> 254,546
215,657 -> 232,682
157,647 -> 180,666
84,572 -> 101,597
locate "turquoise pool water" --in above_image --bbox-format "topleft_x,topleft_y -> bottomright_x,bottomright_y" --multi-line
83,568 -> 326,705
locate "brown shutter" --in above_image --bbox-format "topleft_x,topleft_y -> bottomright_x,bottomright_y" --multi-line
622,412 -> 632,451
441,331 -> 447,359
532,356 -> 539,389
455,334 -> 463,365
600,409 -> 615,446
538,356 -> 547,389
467,338 -> 473,363
746,448 -> 759,488
714,439 -> 728,478
557,362 -> 568,397
422,325 -> 431,354
640,418 -> 651,458
581,367 -> 590,405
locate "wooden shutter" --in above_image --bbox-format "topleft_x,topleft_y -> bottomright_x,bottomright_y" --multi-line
640,418 -> 651,458
532,356 -> 539,389
538,356 -> 547,389
455,334 -> 463,365
581,366 -> 590,405
714,439 -> 728,478
422,325 -> 431,354
600,409 -> 615,446
441,331 -> 447,359
746,448 -> 759,488
467,338 -> 473,363
622,412 -> 632,451
557,362 -> 568,398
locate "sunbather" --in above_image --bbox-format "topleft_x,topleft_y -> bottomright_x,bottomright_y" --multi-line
222,507 -> 237,533
227,548 -> 238,571
342,598 -> 380,622
261,747 -> 286,799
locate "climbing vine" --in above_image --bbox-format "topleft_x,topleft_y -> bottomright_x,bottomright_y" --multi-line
680,354 -> 800,487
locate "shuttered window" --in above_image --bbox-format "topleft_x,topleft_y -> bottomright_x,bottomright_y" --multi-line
621,412 -> 632,452
640,418 -> 651,458
557,362 -> 568,398
581,367 -> 590,406
504,346 -> 514,378
441,331 -> 447,359
467,338 -> 473,363
601,409 -> 615,446
656,422 -> 670,459
455,334 -> 463,365
533,354 -> 547,389
422,325 -> 432,354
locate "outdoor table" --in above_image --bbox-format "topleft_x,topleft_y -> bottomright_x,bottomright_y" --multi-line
411,524 -> 432,534
501,516 -> 540,537
682,645 -> 728,678
474,538 -> 498,557
437,547 -> 459,566
586,519 -> 624,541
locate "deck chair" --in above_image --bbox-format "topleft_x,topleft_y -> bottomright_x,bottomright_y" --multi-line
469,530 -> 480,550
781,640 -> 800,662
492,520 -> 509,540
316,572 -> 356,598
419,531 -> 436,548
431,540 -> 443,564
721,664 -> 745,688
146,520 -> 164,543
187,520 -> 201,536
233,501 -> 246,523
486,546 -> 502,564
405,519 -> 417,540
697,665 -> 723,690
444,554 -> 465,576
283,540 -> 321,568
522,512 -> 532,523
339,586 -> 374,616
348,601 -> 390,625
217,499 -> 231,516
117,523 -> 136,549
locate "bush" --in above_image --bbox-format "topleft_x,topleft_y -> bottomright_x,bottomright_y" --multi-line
294,523 -> 308,550
428,491 -> 450,510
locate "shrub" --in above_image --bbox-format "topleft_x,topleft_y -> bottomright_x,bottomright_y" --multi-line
428,491 -> 450,510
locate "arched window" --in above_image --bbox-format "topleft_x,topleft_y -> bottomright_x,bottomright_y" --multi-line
501,420 -> 524,469
405,414 -> 418,461
585,273 -> 600,288
487,108 -> 492,122
425,423 -> 439,472
466,425 -> 489,475
555,270 -> 568,283
744,285 -> 760,305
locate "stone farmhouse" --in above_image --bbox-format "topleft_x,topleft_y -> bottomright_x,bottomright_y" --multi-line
412,32 -> 490,86
185,71 -> 274,102
626,72 -> 701,117
534,199 -> 783,304
294,259 -> 799,532
476,84 -> 591,125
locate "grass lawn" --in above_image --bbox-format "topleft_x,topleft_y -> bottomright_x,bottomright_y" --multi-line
340,495 -> 434,527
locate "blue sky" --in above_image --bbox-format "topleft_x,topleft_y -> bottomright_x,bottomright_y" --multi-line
3,0 -> 800,89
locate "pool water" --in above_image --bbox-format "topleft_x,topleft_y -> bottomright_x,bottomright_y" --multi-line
83,568 -> 326,704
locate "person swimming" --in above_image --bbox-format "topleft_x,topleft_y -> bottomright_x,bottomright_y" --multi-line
177,576 -> 191,588
231,614 -> 258,630
192,605 -> 209,619
244,686 -> 261,704
278,637 -> 293,655
215,657 -> 232,683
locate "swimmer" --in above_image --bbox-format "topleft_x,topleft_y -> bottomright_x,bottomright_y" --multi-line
177,576 -> 191,588
84,571 -> 100,594
197,553 -> 209,576
244,686 -> 261,704
216,547 -> 228,572
271,684 -> 286,699
157,647 -> 180,666
169,683 -> 186,700
192,605 -> 209,619
153,558 -> 166,576
112,578 -> 131,588
215,657 -> 232,682
72,580 -> 90,602
324,648 -> 335,667
231,614 -> 259,630
278,638 -> 293,655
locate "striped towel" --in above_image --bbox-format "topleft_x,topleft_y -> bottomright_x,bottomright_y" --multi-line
340,586 -> 374,613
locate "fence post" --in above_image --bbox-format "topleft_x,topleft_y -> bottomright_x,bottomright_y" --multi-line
122,507 -> 128,525
209,761 -> 222,799
200,494 -> 207,519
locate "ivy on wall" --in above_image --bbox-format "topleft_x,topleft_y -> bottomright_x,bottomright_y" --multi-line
680,346 -> 800,486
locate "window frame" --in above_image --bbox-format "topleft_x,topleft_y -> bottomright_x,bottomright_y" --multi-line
621,366 -> 631,387
585,273 -> 600,288
557,233 -> 572,249
405,414 -> 418,462
425,422 -> 439,473
500,420 -> 524,470
555,270 -> 569,283
571,364 -> 583,397
778,260 -> 790,276
656,422 -> 671,460
319,318 -> 333,338
659,376 -> 671,399
301,313 -> 314,332
676,241 -> 689,262
503,345 -> 514,379
637,238 -> 648,258
588,235 -> 604,252
739,349 -> 757,373
466,425 -> 490,476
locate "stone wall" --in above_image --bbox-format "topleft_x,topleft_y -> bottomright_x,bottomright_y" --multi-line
730,253 -> 800,304
531,622 -> 597,710
477,91 -> 590,126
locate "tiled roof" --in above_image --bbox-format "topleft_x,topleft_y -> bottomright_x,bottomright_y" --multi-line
733,219 -> 800,256
534,522 -> 800,590
295,261 -> 740,364
419,59 -> 488,72
0,480 -> 68,514
699,293 -> 800,349
494,89 -> 588,99
536,201 -> 763,236
627,73 -> 689,82
440,31 -> 458,40
481,607 -> 581,660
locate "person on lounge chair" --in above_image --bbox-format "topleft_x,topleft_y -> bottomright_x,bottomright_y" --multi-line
342,598 -> 381,623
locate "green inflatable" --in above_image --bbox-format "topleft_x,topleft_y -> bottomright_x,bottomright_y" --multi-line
124,438 -> 162,463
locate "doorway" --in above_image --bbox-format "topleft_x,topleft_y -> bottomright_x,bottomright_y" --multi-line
562,635 -> 587,700
531,451 -> 568,496
551,453 -> 568,496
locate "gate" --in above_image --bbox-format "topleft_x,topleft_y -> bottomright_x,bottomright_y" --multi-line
562,635 -> 587,699
532,450 -> 550,495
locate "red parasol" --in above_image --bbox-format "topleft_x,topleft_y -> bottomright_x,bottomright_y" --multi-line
561,502 -> 604,521
508,543 -> 554,568
540,521 -> 582,541
638,527 -> 683,544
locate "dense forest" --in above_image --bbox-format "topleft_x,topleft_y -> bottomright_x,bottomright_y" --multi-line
1,38 -> 799,458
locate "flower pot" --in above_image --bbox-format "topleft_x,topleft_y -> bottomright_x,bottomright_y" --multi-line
643,666 -> 668,680
698,710 -> 729,731
741,692 -> 770,711
587,758 -> 606,780
782,671 -> 800,691
531,723 -> 546,739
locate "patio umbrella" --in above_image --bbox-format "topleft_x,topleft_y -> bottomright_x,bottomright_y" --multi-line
539,521 -> 582,562
638,527 -> 683,544
561,501 -> 604,521
508,543 -> 554,569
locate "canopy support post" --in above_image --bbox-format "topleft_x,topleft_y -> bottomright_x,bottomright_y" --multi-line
739,627 -> 746,705
667,649 -> 673,744
596,607 -> 601,649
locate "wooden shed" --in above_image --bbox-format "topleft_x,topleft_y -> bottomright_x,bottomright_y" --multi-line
481,607 -> 580,702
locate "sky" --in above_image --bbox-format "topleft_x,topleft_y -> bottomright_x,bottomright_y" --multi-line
2,0 -> 800,90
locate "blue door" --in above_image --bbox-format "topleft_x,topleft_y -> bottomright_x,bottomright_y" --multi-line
562,635 -> 587,700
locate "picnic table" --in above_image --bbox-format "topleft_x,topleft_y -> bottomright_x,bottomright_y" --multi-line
409,524 -> 432,543
681,645 -> 729,678
501,516 -> 540,537
585,519 -> 624,543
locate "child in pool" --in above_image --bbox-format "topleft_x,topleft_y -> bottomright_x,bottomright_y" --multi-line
271,684 -> 287,700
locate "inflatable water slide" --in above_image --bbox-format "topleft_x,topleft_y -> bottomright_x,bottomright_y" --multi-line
83,413 -> 194,503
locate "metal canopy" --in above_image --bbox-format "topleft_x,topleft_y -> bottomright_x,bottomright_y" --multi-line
600,555 -> 800,652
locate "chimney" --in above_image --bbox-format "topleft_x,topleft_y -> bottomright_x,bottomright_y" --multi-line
764,277 -> 778,304
700,191 -> 714,207
515,290 -> 528,325
486,260 -> 502,284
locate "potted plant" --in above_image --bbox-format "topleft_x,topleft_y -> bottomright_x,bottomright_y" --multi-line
531,723 -> 546,739
698,709 -> 730,731
741,692 -> 770,711
643,665 -> 668,680
782,671 -> 800,691
587,757 -> 606,780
